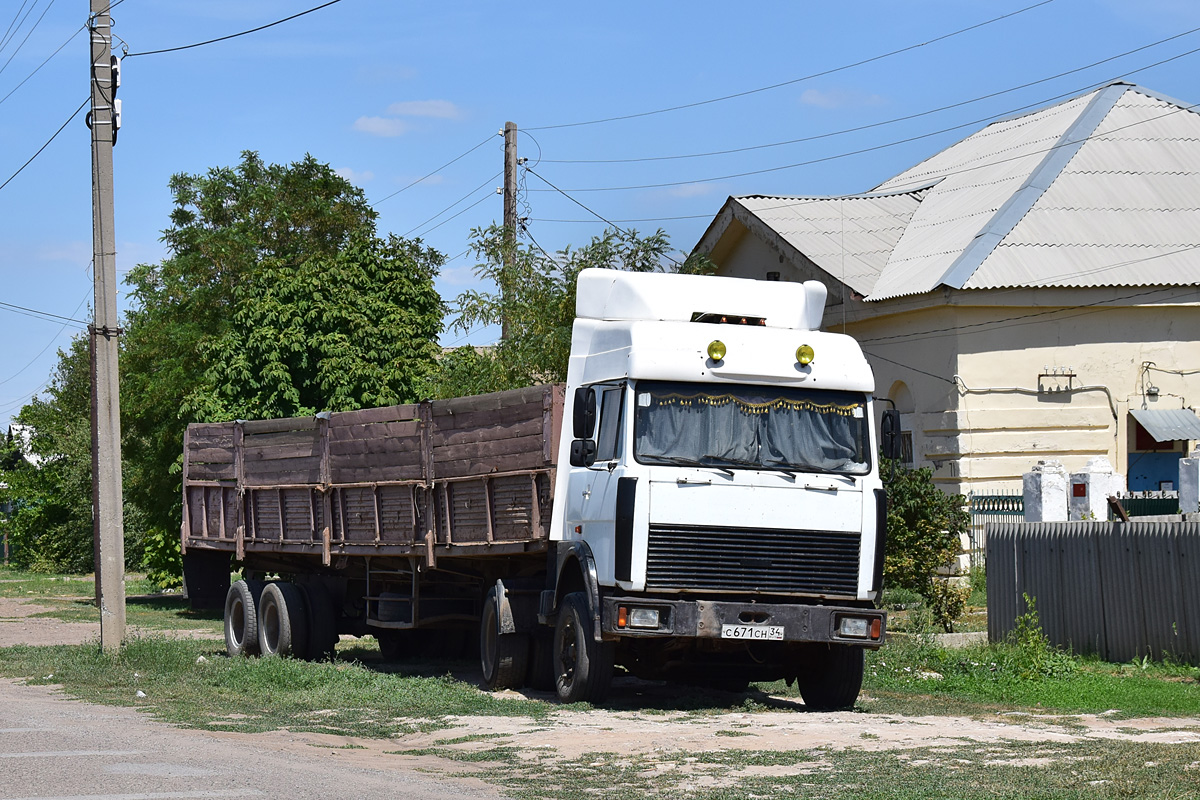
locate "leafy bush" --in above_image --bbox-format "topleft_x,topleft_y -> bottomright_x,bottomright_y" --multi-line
1001,594 -> 1077,680
882,460 -> 970,632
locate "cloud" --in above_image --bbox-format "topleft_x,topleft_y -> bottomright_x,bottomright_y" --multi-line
336,167 -> 375,184
386,100 -> 463,119
800,88 -> 886,109
354,116 -> 410,137
666,183 -> 714,199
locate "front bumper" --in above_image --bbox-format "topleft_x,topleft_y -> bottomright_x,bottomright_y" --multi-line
600,597 -> 886,648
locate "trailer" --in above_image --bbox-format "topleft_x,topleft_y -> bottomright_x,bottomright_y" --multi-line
182,268 -> 894,708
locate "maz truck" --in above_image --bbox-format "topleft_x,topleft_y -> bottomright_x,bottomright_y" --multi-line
181,268 -> 896,708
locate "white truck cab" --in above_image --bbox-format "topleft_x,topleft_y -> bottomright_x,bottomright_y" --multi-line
546,268 -> 888,706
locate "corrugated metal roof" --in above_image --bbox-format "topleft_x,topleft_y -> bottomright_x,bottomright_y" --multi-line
708,82 -> 1200,302
1130,408 -> 1200,442
965,86 -> 1200,291
735,191 -> 923,295
867,91 -> 1100,300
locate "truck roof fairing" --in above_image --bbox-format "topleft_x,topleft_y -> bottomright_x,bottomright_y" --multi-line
576,268 -> 828,332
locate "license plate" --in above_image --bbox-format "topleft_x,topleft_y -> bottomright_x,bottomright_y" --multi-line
721,624 -> 785,641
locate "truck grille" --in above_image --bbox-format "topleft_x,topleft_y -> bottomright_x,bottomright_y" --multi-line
645,524 -> 861,596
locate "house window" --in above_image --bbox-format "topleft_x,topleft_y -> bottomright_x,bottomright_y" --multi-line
900,431 -> 914,466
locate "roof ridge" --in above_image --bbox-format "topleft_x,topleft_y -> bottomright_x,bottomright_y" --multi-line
928,83 -> 1130,292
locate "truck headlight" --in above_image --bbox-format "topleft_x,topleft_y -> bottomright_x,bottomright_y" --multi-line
838,617 -> 870,638
628,608 -> 660,629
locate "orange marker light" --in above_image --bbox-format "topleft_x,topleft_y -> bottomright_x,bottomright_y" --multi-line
617,606 -> 628,628
870,619 -> 882,640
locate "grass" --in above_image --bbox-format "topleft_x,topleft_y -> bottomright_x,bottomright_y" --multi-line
0,636 -> 549,736
25,595 -> 223,633
0,564 -> 159,598
383,738 -> 1200,799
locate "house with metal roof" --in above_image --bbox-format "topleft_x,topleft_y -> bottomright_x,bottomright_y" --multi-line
695,81 -> 1200,495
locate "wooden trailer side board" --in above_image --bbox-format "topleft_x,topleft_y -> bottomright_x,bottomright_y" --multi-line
181,385 -> 565,560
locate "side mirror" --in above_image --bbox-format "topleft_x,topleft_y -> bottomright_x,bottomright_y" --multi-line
572,387 -> 597,439
881,409 -> 902,461
570,438 -> 597,467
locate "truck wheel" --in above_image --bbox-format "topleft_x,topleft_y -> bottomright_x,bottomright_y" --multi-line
480,586 -> 529,690
257,582 -> 310,658
224,579 -> 265,657
299,584 -> 338,661
797,644 -> 864,711
553,592 -> 614,704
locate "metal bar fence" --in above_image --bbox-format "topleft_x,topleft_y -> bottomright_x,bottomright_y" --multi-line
1110,491 -> 1179,520
967,491 -> 1024,569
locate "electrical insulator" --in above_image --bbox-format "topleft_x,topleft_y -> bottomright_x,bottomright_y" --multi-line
110,55 -> 121,144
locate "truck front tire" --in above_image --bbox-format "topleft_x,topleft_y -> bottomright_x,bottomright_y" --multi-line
224,579 -> 265,657
797,644 -> 864,711
480,586 -> 529,690
553,592 -> 614,704
257,582 -> 309,658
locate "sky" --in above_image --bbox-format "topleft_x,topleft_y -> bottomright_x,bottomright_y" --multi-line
2,0 -> 1200,429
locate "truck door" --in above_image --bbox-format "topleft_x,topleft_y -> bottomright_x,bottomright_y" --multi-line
565,383 -> 627,586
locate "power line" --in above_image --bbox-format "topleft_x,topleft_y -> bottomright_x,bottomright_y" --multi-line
539,25 -> 1200,166
532,56 -> 1200,196
124,0 -> 343,58
0,298 -> 89,327
526,0 -> 1055,131
0,0 -> 124,108
0,0 -> 58,80
403,171 -> 501,238
372,134 -> 496,208
416,190 -> 494,238
0,96 -> 88,194
0,293 -> 89,388
0,0 -> 38,57
0,25 -> 83,107
525,167 -> 685,268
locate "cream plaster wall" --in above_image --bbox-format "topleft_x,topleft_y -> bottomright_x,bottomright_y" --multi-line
710,227 -> 1200,497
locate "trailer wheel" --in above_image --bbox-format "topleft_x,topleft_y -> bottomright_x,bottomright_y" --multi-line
797,644 -> 864,711
224,579 -> 265,657
299,584 -> 338,661
553,592 -> 614,704
480,586 -> 529,690
257,582 -> 310,658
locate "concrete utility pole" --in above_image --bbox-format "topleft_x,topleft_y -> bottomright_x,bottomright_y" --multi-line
502,121 -> 517,341
89,0 -> 125,651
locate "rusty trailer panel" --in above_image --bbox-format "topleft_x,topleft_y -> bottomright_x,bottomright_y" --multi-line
181,385 -> 564,561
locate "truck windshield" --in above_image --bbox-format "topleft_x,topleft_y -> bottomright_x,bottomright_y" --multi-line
633,380 -> 870,475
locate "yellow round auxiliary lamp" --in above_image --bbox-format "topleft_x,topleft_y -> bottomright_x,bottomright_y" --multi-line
796,344 -> 815,366
707,340 -> 727,362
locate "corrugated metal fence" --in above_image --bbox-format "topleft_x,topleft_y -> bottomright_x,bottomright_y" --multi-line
987,522 -> 1200,664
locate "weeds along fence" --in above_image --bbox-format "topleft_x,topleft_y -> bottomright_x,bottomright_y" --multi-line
987,521 -> 1200,664
966,491 -> 1024,569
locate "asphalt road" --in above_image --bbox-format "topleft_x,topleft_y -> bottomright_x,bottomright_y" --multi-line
0,679 -> 502,800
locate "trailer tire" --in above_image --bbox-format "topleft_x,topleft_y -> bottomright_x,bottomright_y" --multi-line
480,586 -> 529,690
257,582 -> 309,658
554,592 -> 614,704
299,584 -> 338,661
224,579 -> 265,657
797,644 -> 864,711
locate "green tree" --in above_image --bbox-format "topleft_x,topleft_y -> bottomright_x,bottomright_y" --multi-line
429,224 -> 713,398
118,152 -> 444,582
1,339 -> 95,573
883,460 -> 971,631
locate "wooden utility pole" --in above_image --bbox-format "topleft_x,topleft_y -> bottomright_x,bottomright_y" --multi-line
502,121 -> 517,340
89,0 -> 125,651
